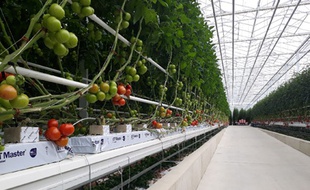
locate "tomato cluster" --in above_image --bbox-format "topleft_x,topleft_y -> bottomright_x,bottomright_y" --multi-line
71,0 -> 94,18
152,120 -> 162,129
168,64 -> 177,75
111,84 -> 132,106
85,80 -> 113,103
38,3 -> 78,57
45,119 -> 75,147
125,66 -> 140,83
156,106 -> 172,118
0,74 -> 28,122
130,37 -> 143,52
191,120 -> 199,126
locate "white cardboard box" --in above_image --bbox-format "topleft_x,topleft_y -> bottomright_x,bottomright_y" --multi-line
115,124 -> 132,133
69,131 -> 157,154
4,127 -> 39,143
69,135 -> 109,154
89,125 -> 110,135
0,141 -> 68,175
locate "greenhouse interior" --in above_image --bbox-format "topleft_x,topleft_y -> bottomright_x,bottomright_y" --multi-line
0,0 -> 310,189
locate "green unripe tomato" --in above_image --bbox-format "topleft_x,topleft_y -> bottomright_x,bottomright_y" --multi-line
53,43 -> 68,56
81,6 -> 94,17
44,37 -> 56,49
133,74 -> 140,82
80,0 -> 91,6
71,2 -> 81,14
49,3 -> 65,20
65,32 -> 78,48
85,93 -> 97,103
121,21 -> 129,29
9,93 -> 29,109
125,75 -> 133,82
46,16 -> 61,32
6,75 -> 16,86
55,29 -> 70,43
124,12 -> 131,21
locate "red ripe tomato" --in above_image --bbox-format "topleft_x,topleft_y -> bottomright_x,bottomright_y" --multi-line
117,85 -> 126,95
59,123 -> 75,136
48,118 -> 58,128
126,84 -> 132,90
156,123 -> 162,129
152,120 -> 157,126
55,136 -> 69,147
112,94 -> 121,102
45,127 -> 61,141
166,109 -> 172,115
124,88 -> 131,96
119,98 -> 126,106
112,100 -> 120,106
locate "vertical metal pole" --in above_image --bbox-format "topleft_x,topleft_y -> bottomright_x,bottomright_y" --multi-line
79,60 -> 89,118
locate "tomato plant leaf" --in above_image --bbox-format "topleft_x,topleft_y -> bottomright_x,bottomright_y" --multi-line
143,8 -> 158,24
179,14 -> 191,24
188,52 -> 197,58
158,0 -> 169,7
176,29 -> 184,38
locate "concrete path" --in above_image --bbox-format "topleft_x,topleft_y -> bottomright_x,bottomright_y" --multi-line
197,125 -> 310,190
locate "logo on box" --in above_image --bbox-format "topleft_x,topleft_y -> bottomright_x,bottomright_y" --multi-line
29,148 -> 37,158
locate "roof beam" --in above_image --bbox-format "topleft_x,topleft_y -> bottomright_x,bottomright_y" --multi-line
239,0 -> 280,104
215,32 -> 310,44
232,0 -> 235,107
246,35 -> 310,109
204,1 -> 310,18
211,0 -> 228,94
237,0 -> 261,103
219,51 -> 309,60
241,0 -> 302,106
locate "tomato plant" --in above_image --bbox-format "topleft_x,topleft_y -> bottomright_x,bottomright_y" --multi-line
0,0 -> 231,133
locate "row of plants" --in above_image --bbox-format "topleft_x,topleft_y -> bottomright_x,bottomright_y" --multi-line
0,0 -> 229,149
249,67 -> 310,125
231,108 -> 252,124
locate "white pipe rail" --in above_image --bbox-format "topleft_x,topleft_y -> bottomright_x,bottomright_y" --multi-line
25,61 -> 92,82
0,62 -> 185,110
5,64 -> 88,88
85,9 -> 169,75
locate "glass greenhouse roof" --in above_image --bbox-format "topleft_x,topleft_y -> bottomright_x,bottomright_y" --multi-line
198,0 -> 310,110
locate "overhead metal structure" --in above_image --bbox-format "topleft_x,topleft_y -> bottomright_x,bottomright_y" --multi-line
198,0 -> 310,110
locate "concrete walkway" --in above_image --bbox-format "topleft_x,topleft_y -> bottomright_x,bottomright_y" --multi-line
197,125 -> 310,190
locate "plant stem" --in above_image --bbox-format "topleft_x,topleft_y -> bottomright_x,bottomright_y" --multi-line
113,18 -> 144,81
0,17 -> 16,51
0,31 -> 45,71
